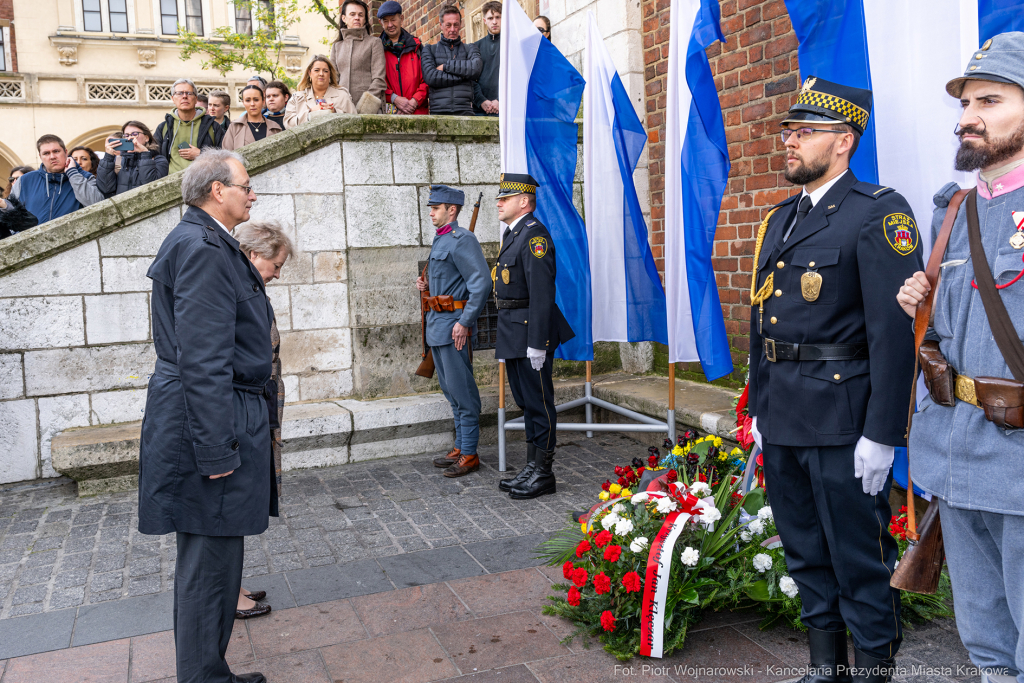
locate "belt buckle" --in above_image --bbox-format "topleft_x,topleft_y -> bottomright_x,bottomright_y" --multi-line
955,374 -> 979,407
764,338 -> 777,363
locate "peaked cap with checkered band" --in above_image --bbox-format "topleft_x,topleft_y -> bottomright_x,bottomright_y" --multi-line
782,76 -> 873,135
497,172 -> 541,198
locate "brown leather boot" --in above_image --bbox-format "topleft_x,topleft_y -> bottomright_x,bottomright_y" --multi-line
433,447 -> 461,468
443,453 -> 479,478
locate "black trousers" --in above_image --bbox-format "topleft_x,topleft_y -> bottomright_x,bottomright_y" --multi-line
174,532 -> 244,683
505,354 -> 556,451
762,442 -> 902,660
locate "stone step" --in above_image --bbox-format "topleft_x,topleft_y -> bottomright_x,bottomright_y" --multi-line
50,374 -> 739,495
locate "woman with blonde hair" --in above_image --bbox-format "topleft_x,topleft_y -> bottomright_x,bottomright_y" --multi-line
284,55 -> 357,128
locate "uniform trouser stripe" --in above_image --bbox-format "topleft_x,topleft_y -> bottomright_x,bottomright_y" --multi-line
505,355 -> 556,451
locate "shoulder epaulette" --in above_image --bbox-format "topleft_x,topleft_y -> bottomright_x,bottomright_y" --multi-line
527,220 -> 538,227
851,182 -> 895,199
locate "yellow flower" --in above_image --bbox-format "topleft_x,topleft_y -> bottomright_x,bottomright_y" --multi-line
609,483 -> 622,495
718,451 -> 729,461
672,445 -> 685,456
730,447 -> 742,456
622,488 -> 632,497
713,437 -> 723,447
599,491 -> 610,501
581,521 -> 588,533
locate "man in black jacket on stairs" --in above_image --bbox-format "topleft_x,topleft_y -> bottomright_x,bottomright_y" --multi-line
420,5 -> 482,117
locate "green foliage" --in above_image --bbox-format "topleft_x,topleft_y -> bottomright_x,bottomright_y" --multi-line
532,525 -> 585,566
177,0 -> 301,89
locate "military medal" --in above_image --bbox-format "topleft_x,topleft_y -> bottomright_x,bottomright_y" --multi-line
801,270 -> 822,302
1011,212 -> 1024,249
501,268 -> 510,284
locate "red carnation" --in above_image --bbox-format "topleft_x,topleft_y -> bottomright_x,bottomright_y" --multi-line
667,469 -> 678,482
601,480 -> 611,491
593,571 -> 611,594
593,530 -> 612,548
600,610 -> 616,631
575,539 -> 592,558
648,454 -> 659,466
562,560 -> 575,580
567,587 -> 581,606
617,476 -> 627,486
637,466 -> 646,475
614,466 -> 626,476
625,470 -> 637,484
622,571 -> 642,593
572,567 -> 588,587
603,545 -> 622,562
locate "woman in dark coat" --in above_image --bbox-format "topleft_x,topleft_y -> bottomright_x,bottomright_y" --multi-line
98,120 -> 169,197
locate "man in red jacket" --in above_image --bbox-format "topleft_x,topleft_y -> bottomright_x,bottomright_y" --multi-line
378,1 -> 428,115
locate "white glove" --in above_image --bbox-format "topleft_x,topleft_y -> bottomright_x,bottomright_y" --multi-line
750,416 -> 763,450
527,347 -> 546,371
854,436 -> 895,496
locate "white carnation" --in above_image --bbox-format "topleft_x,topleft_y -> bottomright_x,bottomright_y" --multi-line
614,518 -> 635,536
602,513 -> 621,530
688,482 -> 712,496
753,553 -> 772,573
757,506 -> 774,523
740,530 -> 753,542
748,518 -> 765,535
893,560 -> 899,571
630,537 -> 649,553
630,492 -> 650,504
779,575 -> 798,598
680,546 -> 700,566
700,505 -> 722,524
612,503 -> 625,514
655,497 -> 678,513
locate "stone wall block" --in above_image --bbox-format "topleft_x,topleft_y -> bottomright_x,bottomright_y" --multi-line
0,242 -> 101,297
294,194 -> 347,252
102,257 -> 153,293
278,329 -> 352,375
313,252 -> 347,282
345,186 -> 420,248
98,206 -> 180,257
251,143 -> 344,195
290,282 -> 349,330
24,343 -> 156,396
457,144 -> 500,186
276,252 -> 313,285
0,399 -> 39,484
90,388 -> 147,425
85,293 -> 151,345
349,433 -> 451,462
0,354 -> 24,400
342,141 -> 394,185
392,141 -> 460,185
282,447 -> 349,471
347,246 -> 426,328
39,394 -> 91,478
244,194 -> 296,238
0,297 -> 85,350
283,374 -> 299,402
266,286 -> 291,331
350,323 -> 436,399
548,0 -> 567,24
348,287 -> 419,328
299,370 -> 353,401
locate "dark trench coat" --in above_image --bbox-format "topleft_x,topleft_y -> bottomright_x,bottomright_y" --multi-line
138,205 -> 278,537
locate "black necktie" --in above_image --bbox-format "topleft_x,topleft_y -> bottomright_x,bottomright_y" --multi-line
784,195 -> 813,243
501,226 -> 511,244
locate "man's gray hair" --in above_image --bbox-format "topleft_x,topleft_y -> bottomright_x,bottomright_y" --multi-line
172,77 -> 197,94
234,220 -> 294,261
181,148 -> 247,207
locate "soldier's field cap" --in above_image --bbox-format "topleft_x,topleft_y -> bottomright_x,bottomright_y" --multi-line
497,172 -> 540,198
946,32 -> 1024,98
782,76 -> 872,135
426,185 -> 464,206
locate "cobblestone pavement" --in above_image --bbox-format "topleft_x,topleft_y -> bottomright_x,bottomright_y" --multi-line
0,435 -> 621,619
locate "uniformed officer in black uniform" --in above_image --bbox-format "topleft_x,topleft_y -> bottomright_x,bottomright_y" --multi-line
492,173 -> 574,499
747,78 -> 923,683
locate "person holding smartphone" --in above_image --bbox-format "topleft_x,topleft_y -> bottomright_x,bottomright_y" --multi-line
222,85 -> 283,151
284,55 -> 357,128
98,121 -> 169,197
152,78 -> 225,174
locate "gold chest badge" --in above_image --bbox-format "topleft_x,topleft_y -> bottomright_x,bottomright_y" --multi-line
501,268 -> 510,284
801,271 -> 822,302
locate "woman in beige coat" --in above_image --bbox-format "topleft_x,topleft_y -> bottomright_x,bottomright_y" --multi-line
284,56 -> 358,128
222,85 -> 283,150
330,0 -> 385,114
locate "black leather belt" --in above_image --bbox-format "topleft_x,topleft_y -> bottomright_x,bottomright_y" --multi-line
763,338 -> 868,362
495,297 -> 529,309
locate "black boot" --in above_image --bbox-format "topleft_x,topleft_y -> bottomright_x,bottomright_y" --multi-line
851,647 -> 895,683
499,444 -> 536,492
509,448 -> 556,499
796,628 -> 853,683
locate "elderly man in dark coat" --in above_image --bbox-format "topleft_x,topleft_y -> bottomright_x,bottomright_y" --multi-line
138,148 -> 272,683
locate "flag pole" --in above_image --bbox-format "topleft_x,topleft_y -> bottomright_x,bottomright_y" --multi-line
584,361 -> 594,437
498,361 -> 507,472
667,362 -> 676,444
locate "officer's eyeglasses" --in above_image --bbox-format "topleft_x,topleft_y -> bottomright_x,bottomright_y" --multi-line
780,127 -> 848,143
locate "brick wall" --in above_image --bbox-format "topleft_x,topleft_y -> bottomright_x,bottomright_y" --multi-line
642,0 -> 800,383
0,0 -> 16,72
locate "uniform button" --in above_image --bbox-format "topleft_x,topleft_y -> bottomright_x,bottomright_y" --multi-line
770,316 -> 777,324
774,290 -> 782,297
777,261 -> 785,269
834,374 -> 841,380
231,441 -> 239,450
524,320 -> 528,324
251,283 -> 258,292
808,261 -> 815,268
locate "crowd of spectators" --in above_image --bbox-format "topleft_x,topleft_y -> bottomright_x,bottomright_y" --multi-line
0,1 -> 553,237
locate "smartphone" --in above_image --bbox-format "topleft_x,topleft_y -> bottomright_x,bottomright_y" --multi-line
177,142 -> 192,150
110,138 -> 134,152
315,98 -> 327,107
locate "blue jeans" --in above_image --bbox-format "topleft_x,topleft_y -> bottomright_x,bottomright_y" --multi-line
432,342 -> 481,454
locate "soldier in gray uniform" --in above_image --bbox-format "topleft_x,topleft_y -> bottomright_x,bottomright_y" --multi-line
898,32 -> 1024,683
416,185 -> 492,477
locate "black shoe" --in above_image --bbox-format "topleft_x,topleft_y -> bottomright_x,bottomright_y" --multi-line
851,647 -> 895,683
499,444 -> 536,492
795,628 -> 853,683
232,674 -> 267,683
243,590 -> 266,602
235,602 -> 272,619
509,448 -> 556,499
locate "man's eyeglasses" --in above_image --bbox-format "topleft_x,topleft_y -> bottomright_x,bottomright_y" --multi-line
780,127 -> 848,143
173,91 -> 197,98
223,182 -> 254,195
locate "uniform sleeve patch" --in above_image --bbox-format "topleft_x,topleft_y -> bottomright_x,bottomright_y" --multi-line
884,213 -> 919,255
529,236 -> 548,258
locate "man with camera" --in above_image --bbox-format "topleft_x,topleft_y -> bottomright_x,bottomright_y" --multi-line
897,32 -> 1024,683
153,78 -> 225,175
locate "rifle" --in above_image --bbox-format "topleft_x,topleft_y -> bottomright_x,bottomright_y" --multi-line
415,196 -> 484,378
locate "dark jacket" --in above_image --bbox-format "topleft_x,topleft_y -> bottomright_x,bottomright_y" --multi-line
747,171 -> 923,448
421,36 -> 482,116
138,206 -> 277,537
4,164 -> 103,224
96,150 -> 169,197
473,32 -> 500,116
493,212 -> 575,359
381,29 -> 429,114
152,111 -> 224,167
0,195 -> 39,239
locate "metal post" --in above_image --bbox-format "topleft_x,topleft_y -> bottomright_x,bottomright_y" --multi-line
667,362 -> 677,445
498,361 -> 507,472
585,361 -> 593,438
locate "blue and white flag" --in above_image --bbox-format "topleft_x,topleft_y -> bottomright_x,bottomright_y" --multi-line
583,13 -> 668,345
499,0 -> 591,361
664,0 -> 733,381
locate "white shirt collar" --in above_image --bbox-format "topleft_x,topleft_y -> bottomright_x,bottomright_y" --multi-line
209,216 -> 231,235
801,169 -> 847,207
507,213 -> 529,232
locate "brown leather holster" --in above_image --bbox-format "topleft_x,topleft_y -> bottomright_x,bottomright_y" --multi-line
422,295 -> 467,313
920,340 -> 1024,428
919,340 -> 955,406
